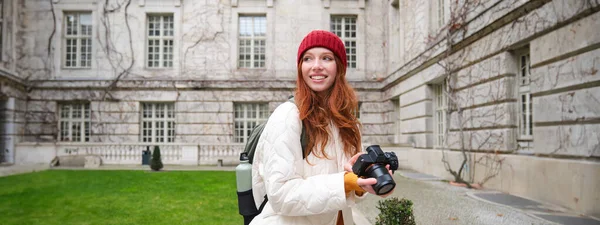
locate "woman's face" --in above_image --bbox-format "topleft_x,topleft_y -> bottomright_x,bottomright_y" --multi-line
301,47 -> 338,95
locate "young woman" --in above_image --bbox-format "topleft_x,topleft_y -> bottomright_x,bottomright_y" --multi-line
250,30 -> 394,225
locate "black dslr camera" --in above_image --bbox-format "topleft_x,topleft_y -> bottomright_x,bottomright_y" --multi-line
352,145 -> 399,195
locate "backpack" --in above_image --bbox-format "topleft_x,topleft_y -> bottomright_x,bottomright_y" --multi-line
237,97 -> 308,224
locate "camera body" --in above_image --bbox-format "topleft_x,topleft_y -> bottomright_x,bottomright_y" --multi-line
352,145 -> 399,195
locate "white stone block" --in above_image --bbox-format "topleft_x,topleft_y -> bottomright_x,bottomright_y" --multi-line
360,112 -> 388,124
531,48 -> 600,94
92,123 -> 139,135
534,124 -> 600,157
92,101 -> 139,112
400,85 -> 430,106
454,52 -> 516,90
91,112 -> 139,123
24,123 -> 55,135
180,145 -> 198,165
535,86 -> 600,123
361,101 -> 392,113
531,11 -> 600,66
400,133 -> 432,148
401,117 -> 431,134
461,0 -> 524,38
178,124 -> 232,135
361,124 -> 390,136
362,136 -> 392,146
455,77 -> 514,108
84,156 -> 101,168
449,103 -> 516,130
398,63 -> 445,96
447,128 -> 516,152
178,90 -> 289,102
359,92 -> 385,102
177,101 -> 233,113
400,100 -> 432,121
15,143 -> 57,165
178,135 -> 232,143
93,135 -> 138,143
26,101 -> 56,112
177,112 -> 232,124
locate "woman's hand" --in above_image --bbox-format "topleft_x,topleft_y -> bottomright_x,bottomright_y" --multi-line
345,153 -> 396,198
344,153 -> 362,173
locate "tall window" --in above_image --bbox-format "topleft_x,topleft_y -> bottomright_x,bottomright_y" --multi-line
430,0 -> 447,33
518,51 -> 533,140
331,15 -> 357,68
238,15 -> 266,68
147,14 -> 174,68
59,103 -> 90,142
234,103 -> 268,143
434,83 -> 447,147
64,12 -> 92,68
141,103 -> 175,143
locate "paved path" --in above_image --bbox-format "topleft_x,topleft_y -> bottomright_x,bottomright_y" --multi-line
353,170 -> 600,225
0,163 -> 49,177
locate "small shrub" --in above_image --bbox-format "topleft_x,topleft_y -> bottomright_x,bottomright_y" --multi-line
375,197 -> 416,225
150,146 -> 163,171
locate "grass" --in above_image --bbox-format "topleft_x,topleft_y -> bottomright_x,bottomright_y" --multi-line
0,170 -> 242,225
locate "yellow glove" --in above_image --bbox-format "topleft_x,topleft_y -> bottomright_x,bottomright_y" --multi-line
344,172 -> 365,196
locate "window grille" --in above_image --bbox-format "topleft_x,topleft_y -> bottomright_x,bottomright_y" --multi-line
238,15 -> 266,68
64,12 -> 92,68
141,102 -> 175,143
331,15 -> 357,68
147,14 -> 174,68
434,83 -> 448,147
59,103 -> 90,142
234,103 -> 268,143
518,53 -> 533,139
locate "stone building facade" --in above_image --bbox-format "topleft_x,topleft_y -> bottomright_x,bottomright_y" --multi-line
0,0 -> 598,217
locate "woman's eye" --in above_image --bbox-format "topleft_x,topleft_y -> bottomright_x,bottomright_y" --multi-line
303,57 -> 312,62
323,56 -> 333,61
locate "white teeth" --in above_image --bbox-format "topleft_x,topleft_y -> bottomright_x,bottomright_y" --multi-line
311,76 -> 326,80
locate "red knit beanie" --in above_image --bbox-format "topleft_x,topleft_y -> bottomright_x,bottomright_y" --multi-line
297,30 -> 347,68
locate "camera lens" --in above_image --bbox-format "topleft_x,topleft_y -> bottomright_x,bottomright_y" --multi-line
377,182 -> 395,195
365,164 -> 396,195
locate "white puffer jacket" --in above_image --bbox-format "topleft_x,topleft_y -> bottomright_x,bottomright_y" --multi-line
250,101 -> 365,225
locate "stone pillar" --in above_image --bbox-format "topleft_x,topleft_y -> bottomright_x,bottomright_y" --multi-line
180,145 -> 199,165
1,98 -> 15,164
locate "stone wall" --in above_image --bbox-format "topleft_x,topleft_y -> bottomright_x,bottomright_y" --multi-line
530,11 -> 600,158
13,0 -> 387,143
0,77 -> 25,164
383,0 -> 600,216
0,0 -> 23,162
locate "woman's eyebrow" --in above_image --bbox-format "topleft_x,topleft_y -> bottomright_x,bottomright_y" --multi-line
314,52 -> 334,56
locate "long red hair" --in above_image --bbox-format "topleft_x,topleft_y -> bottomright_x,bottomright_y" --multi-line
295,55 -> 362,160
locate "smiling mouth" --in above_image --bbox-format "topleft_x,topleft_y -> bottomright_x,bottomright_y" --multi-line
310,75 -> 327,80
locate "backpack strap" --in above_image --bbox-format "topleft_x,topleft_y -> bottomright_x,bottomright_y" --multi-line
258,195 -> 268,213
288,96 -> 309,159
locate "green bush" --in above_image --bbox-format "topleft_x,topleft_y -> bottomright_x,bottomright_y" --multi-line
375,197 -> 416,225
150,146 -> 163,171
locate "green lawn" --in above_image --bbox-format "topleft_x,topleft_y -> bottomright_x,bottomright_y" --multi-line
0,170 -> 242,225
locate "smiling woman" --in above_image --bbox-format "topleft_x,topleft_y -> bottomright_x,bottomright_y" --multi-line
248,30 -> 395,225
300,47 -> 338,95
